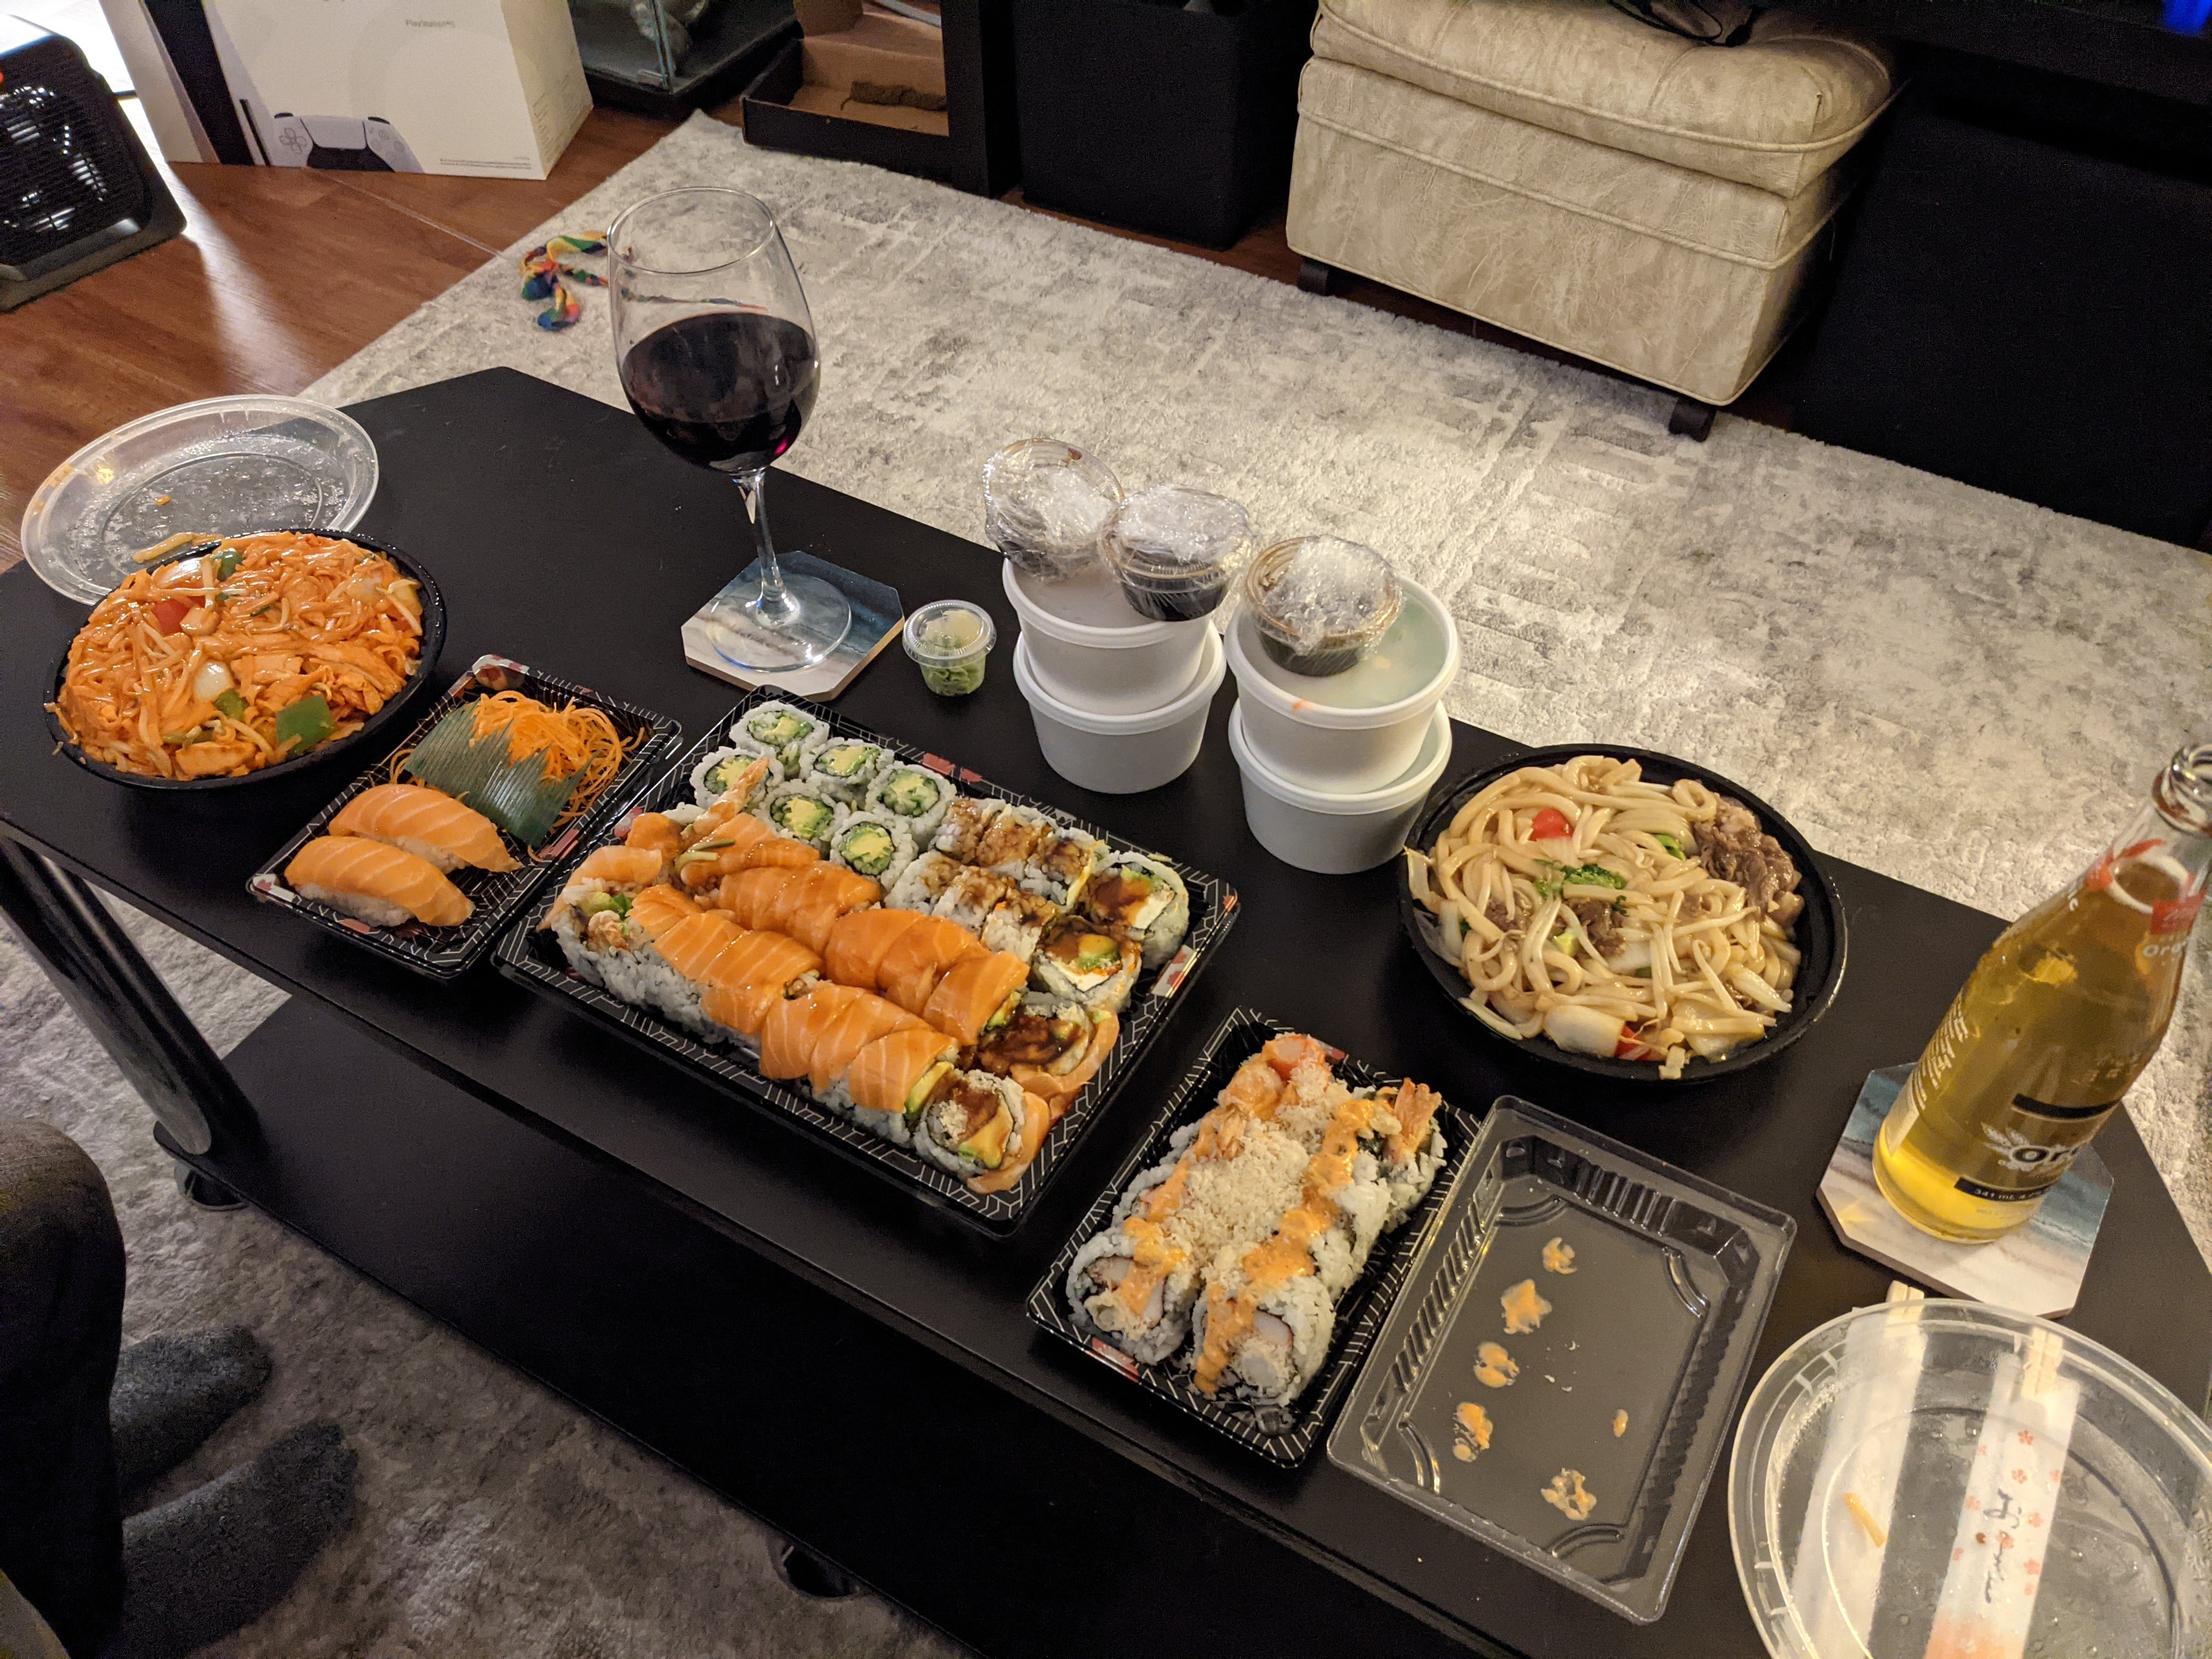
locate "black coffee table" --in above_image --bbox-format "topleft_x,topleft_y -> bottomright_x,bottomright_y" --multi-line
3,369 -> 2204,1659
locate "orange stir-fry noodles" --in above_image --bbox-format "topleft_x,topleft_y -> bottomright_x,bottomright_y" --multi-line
385,690 -> 637,831
49,532 -> 424,780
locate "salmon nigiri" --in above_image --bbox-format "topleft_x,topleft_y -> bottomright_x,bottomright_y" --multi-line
654,912 -> 748,983
760,983 -> 870,1081
843,1025 -> 959,1138
822,907 -> 926,992
627,884 -> 700,941
329,783 -> 517,873
879,917 -> 989,1016
286,835 -> 472,928
922,950 -> 1031,1047
718,865 -> 802,928
808,992 -> 927,1098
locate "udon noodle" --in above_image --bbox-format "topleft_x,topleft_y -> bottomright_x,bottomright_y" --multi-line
1407,755 -> 1804,1079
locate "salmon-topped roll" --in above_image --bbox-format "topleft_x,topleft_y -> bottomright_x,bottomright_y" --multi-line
760,983 -> 870,1081
778,867 -> 885,955
286,836 -> 472,928
626,884 -> 700,941
654,912 -> 749,984
718,864 -> 803,929
328,783 -> 518,873
807,992 -> 927,1098
624,811 -> 685,862
877,916 -> 988,1016
922,950 -> 1030,1047
573,844 -> 663,888
835,1025 -> 959,1144
822,907 -> 926,992
697,932 -> 825,1041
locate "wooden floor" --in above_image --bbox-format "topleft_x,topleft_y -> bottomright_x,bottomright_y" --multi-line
2,95 -> 1808,577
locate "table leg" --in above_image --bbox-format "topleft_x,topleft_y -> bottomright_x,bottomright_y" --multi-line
0,836 -> 256,1187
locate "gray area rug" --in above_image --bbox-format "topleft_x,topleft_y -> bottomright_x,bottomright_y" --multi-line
5,110 -> 2207,1654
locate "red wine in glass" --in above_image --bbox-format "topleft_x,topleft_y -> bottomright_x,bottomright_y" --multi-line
619,311 -> 820,475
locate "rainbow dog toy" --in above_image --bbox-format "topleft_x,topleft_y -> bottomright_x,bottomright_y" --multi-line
520,235 -> 606,330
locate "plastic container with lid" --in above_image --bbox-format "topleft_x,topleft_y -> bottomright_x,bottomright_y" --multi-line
1012,627 -> 1224,794
1001,561 -> 1211,715
982,438 -> 1122,583
1244,537 -> 1403,677
902,600 -> 997,697
1730,1299 -> 2212,1659
1227,575 -> 1460,793
1227,700 -> 1451,874
1100,486 -> 1252,623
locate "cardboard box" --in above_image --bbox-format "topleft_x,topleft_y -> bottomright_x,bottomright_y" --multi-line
99,0 -> 591,178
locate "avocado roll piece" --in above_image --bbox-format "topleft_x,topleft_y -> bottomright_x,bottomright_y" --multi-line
828,808 -> 915,885
735,701 -> 828,772
689,744 -> 781,808
866,764 -> 956,843
911,1069 -> 1031,1180
758,782 -> 838,851
1030,913 -> 1143,1013
805,740 -> 888,805
1080,852 -> 1191,969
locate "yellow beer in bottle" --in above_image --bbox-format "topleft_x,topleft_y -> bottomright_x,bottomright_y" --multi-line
1874,742 -> 2210,1242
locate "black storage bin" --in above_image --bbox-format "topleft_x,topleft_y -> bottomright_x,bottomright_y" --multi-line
1011,0 -> 1317,249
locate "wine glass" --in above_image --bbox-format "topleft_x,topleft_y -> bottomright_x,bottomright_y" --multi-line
610,188 -> 850,672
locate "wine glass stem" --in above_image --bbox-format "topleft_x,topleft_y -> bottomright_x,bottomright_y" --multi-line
734,469 -> 795,624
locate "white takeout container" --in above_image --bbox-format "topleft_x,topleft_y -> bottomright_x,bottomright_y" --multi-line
1226,575 -> 1459,793
1228,700 -> 1452,874
1002,561 -> 1211,715
1013,627 -> 1224,794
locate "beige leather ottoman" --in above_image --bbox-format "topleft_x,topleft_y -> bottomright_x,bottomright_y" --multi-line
1286,0 -> 1895,424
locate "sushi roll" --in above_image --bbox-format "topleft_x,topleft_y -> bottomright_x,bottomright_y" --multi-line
1375,1079 -> 1448,1226
1066,1224 -> 1201,1365
733,701 -> 828,772
979,887 -> 1060,963
931,865 -> 1016,935
328,783 -> 517,873
866,764 -> 957,845
877,916 -> 987,1017
911,1071 -> 1032,1180
834,1025 -> 960,1147
1020,828 -> 1103,909
806,991 -> 928,1103
827,809 -> 915,887
690,746 -> 779,808
767,865 -> 882,955
1030,913 -> 1143,1013
972,803 -> 1057,879
921,949 -> 1030,1047
884,850 -> 964,914
821,907 -> 927,992
287,836 -> 472,928
697,932 -> 825,1045
970,993 -> 1118,1106
1190,1275 -> 1336,1406
803,740 -> 888,805
638,910 -> 752,1037
716,864 -> 802,930
930,796 -> 1005,863
761,982 -> 871,1082
757,782 -> 838,851
545,857 -> 696,986
1080,853 -> 1191,970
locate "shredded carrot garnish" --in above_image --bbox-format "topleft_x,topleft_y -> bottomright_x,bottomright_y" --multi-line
48,532 -> 422,780
385,690 -> 637,830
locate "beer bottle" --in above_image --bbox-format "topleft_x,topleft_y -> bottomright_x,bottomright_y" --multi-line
1874,742 -> 2210,1242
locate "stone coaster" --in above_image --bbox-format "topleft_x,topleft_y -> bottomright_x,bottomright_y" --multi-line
681,551 -> 904,701
1818,1065 -> 2112,1318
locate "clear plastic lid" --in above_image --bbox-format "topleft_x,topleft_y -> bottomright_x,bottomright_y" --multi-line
1245,537 -> 1403,675
902,600 -> 996,698
1101,486 -> 1252,590
21,396 -> 379,602
1730,1299 -> 2212,1658
982,439 -> 1122,583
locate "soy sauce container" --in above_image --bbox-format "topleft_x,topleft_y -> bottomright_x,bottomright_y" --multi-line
1244,537 -> 1403,678
1101,486 -> 1251,623
983,439 -> 1123,583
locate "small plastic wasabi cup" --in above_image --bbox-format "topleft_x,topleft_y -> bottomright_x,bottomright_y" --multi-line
904,600 -> 997,697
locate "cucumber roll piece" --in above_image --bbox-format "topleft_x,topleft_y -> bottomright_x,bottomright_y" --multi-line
689,744 -> 780,809
757,781 -> 838,850
866,764 -> 956,844
884,849 -> 963,913
1030,913 -> 1143,1013
805,740 -> 888,805
1080,852 -> 1191,969
733,701 -> 828,773
911,1070 -> 1031,1180
827,808 -> 915,885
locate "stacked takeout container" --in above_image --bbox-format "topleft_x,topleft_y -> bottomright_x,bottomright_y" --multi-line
1224,537 -> 1459,873
988,441 -> 1231,795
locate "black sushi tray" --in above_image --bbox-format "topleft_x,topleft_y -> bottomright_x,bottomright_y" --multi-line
1025,1007 -> 1480,1467
247,654 -> 684,981
495,687 -> 1240,1234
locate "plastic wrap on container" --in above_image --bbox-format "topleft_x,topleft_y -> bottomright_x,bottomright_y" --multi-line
983,439 -> 1123,582
1246,537 -> 1403,677
1101,485 -> 1252,622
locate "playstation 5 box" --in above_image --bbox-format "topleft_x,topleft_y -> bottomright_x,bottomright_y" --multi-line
100,0 -> 591,178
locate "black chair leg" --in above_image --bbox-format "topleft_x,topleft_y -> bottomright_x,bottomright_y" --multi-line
1668,395 -> 1718,441
1296,257 -> 1344,297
